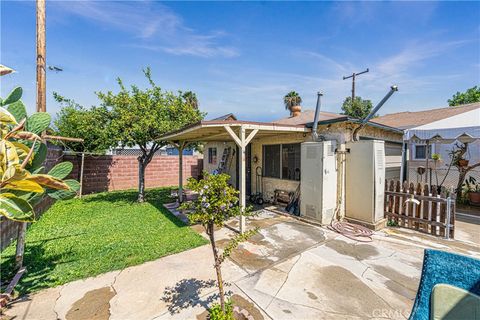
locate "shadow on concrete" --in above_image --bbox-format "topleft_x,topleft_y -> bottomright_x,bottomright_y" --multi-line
161,278 -> 225,314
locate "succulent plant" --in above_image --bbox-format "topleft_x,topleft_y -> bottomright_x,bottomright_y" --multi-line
0,87 -> 80,222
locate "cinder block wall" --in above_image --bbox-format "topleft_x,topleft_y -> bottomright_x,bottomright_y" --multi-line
64,155 -> 203,194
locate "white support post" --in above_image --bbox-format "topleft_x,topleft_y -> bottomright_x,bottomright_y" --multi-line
239,126 -> 246,233
223,125 -> 258,234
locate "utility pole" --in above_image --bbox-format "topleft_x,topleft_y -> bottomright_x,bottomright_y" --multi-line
36,0 -> 46,112
343,68 -> 369,102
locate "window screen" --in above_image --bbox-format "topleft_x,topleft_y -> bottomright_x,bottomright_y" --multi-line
208,147 -> 217,164
282,143 -> 301,181
263,145 -> 281,178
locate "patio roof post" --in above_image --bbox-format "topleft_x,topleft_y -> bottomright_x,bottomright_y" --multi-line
239,126 -> 246,233
224,125 -> 258,233
177,141 -> 186,203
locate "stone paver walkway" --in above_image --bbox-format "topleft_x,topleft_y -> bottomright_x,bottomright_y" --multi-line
5,210 -> 479,320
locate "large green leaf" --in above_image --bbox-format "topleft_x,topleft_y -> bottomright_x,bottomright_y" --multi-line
0,193 -> 34,222
29,142 -> 47,169
26,112 -> 51,135
48,162 -> 73,179
2,87 -> 23,106
47,179 -> 80,200
7,100 -> 27,122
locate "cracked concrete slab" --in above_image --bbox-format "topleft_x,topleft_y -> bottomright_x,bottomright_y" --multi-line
4,286 -> 61,320
5,209 -> 479,320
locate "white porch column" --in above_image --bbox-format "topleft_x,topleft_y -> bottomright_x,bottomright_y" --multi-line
224,125 -> 258,233
239,126 -> 246,233
178,142 -> 185,203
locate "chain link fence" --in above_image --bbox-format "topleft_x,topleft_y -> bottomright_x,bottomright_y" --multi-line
408,166 -> 480,190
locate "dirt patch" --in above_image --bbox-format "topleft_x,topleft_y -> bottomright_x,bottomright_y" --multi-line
232,294 -> 264,320
195,295 -> 263,320
66,287 -> 115,320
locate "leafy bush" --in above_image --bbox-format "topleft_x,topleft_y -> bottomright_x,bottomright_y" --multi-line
209,299 -> 234,320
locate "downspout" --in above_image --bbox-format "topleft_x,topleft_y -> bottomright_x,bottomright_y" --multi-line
311,92 -> 323,141
400,140 -> 407,183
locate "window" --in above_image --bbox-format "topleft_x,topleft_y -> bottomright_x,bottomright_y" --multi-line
263,143 -> 301,181
414,144 -> 433,160
208,147 -> 217,164
263,145 -> 281,178
282,143 -> 301,181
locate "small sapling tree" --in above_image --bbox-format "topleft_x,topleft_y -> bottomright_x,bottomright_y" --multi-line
181,173 -> 257,317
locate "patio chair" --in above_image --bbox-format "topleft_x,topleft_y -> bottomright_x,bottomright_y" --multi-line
409,249 -> 480,320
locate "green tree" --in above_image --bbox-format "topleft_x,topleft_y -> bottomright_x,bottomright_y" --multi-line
341,96 -> 373,119
181,173 -> 257,317
53,93 -> 111,153
182,91 -> 199,109
96,68 -> 204,202
448,86 -> 480,106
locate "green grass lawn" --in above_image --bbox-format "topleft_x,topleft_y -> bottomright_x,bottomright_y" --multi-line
0,188 -> 207,294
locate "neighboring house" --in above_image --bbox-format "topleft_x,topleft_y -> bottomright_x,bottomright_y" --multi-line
374,102 -> 480,187
164,107 -> 403,203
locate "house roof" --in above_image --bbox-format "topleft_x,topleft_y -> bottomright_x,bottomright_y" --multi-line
273,109 -> 345,125
158,120 -> 308,142
210,113 -> 237,121
372,102 -> 480,130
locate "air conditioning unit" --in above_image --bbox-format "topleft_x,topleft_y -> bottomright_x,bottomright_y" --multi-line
345,140 -> 386,230
300,141 -> 337,224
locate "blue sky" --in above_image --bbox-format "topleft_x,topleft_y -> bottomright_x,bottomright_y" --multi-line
1,1 -> 479,122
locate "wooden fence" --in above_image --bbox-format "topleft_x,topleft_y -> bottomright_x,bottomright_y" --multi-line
384,180 -> 455,238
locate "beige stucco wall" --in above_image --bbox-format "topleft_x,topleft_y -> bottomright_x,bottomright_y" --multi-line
203,141 -> 237,186
202,122 -> 403,207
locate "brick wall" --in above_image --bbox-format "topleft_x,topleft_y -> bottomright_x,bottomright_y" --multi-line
64,154 -> 203,194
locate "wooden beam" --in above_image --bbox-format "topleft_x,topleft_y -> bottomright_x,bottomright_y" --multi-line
244,129 -> 259,146
42,134 -> 84,143
224,126 -> 242,147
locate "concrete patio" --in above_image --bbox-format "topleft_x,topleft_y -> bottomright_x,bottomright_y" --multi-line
5,210 -> 479,320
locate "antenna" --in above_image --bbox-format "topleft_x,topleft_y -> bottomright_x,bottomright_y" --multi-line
343,68 -> 369,102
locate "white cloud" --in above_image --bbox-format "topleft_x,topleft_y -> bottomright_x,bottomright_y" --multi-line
52,1 -> 238,58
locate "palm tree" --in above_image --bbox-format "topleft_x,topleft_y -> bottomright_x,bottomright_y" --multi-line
283,91 -> 302,110
183,91 -> 199,109
284,91 -> 302,116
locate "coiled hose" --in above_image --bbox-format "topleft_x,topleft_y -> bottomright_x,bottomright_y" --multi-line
328,221 -> 373,242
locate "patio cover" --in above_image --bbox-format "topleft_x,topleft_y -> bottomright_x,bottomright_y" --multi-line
404,108 -> 480,143
159,120 -> 309,233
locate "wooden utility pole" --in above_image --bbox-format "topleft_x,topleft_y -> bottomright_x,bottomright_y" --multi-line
343,68 -> 369,102
36,0 -> 46,112
16,0 -> 46,271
